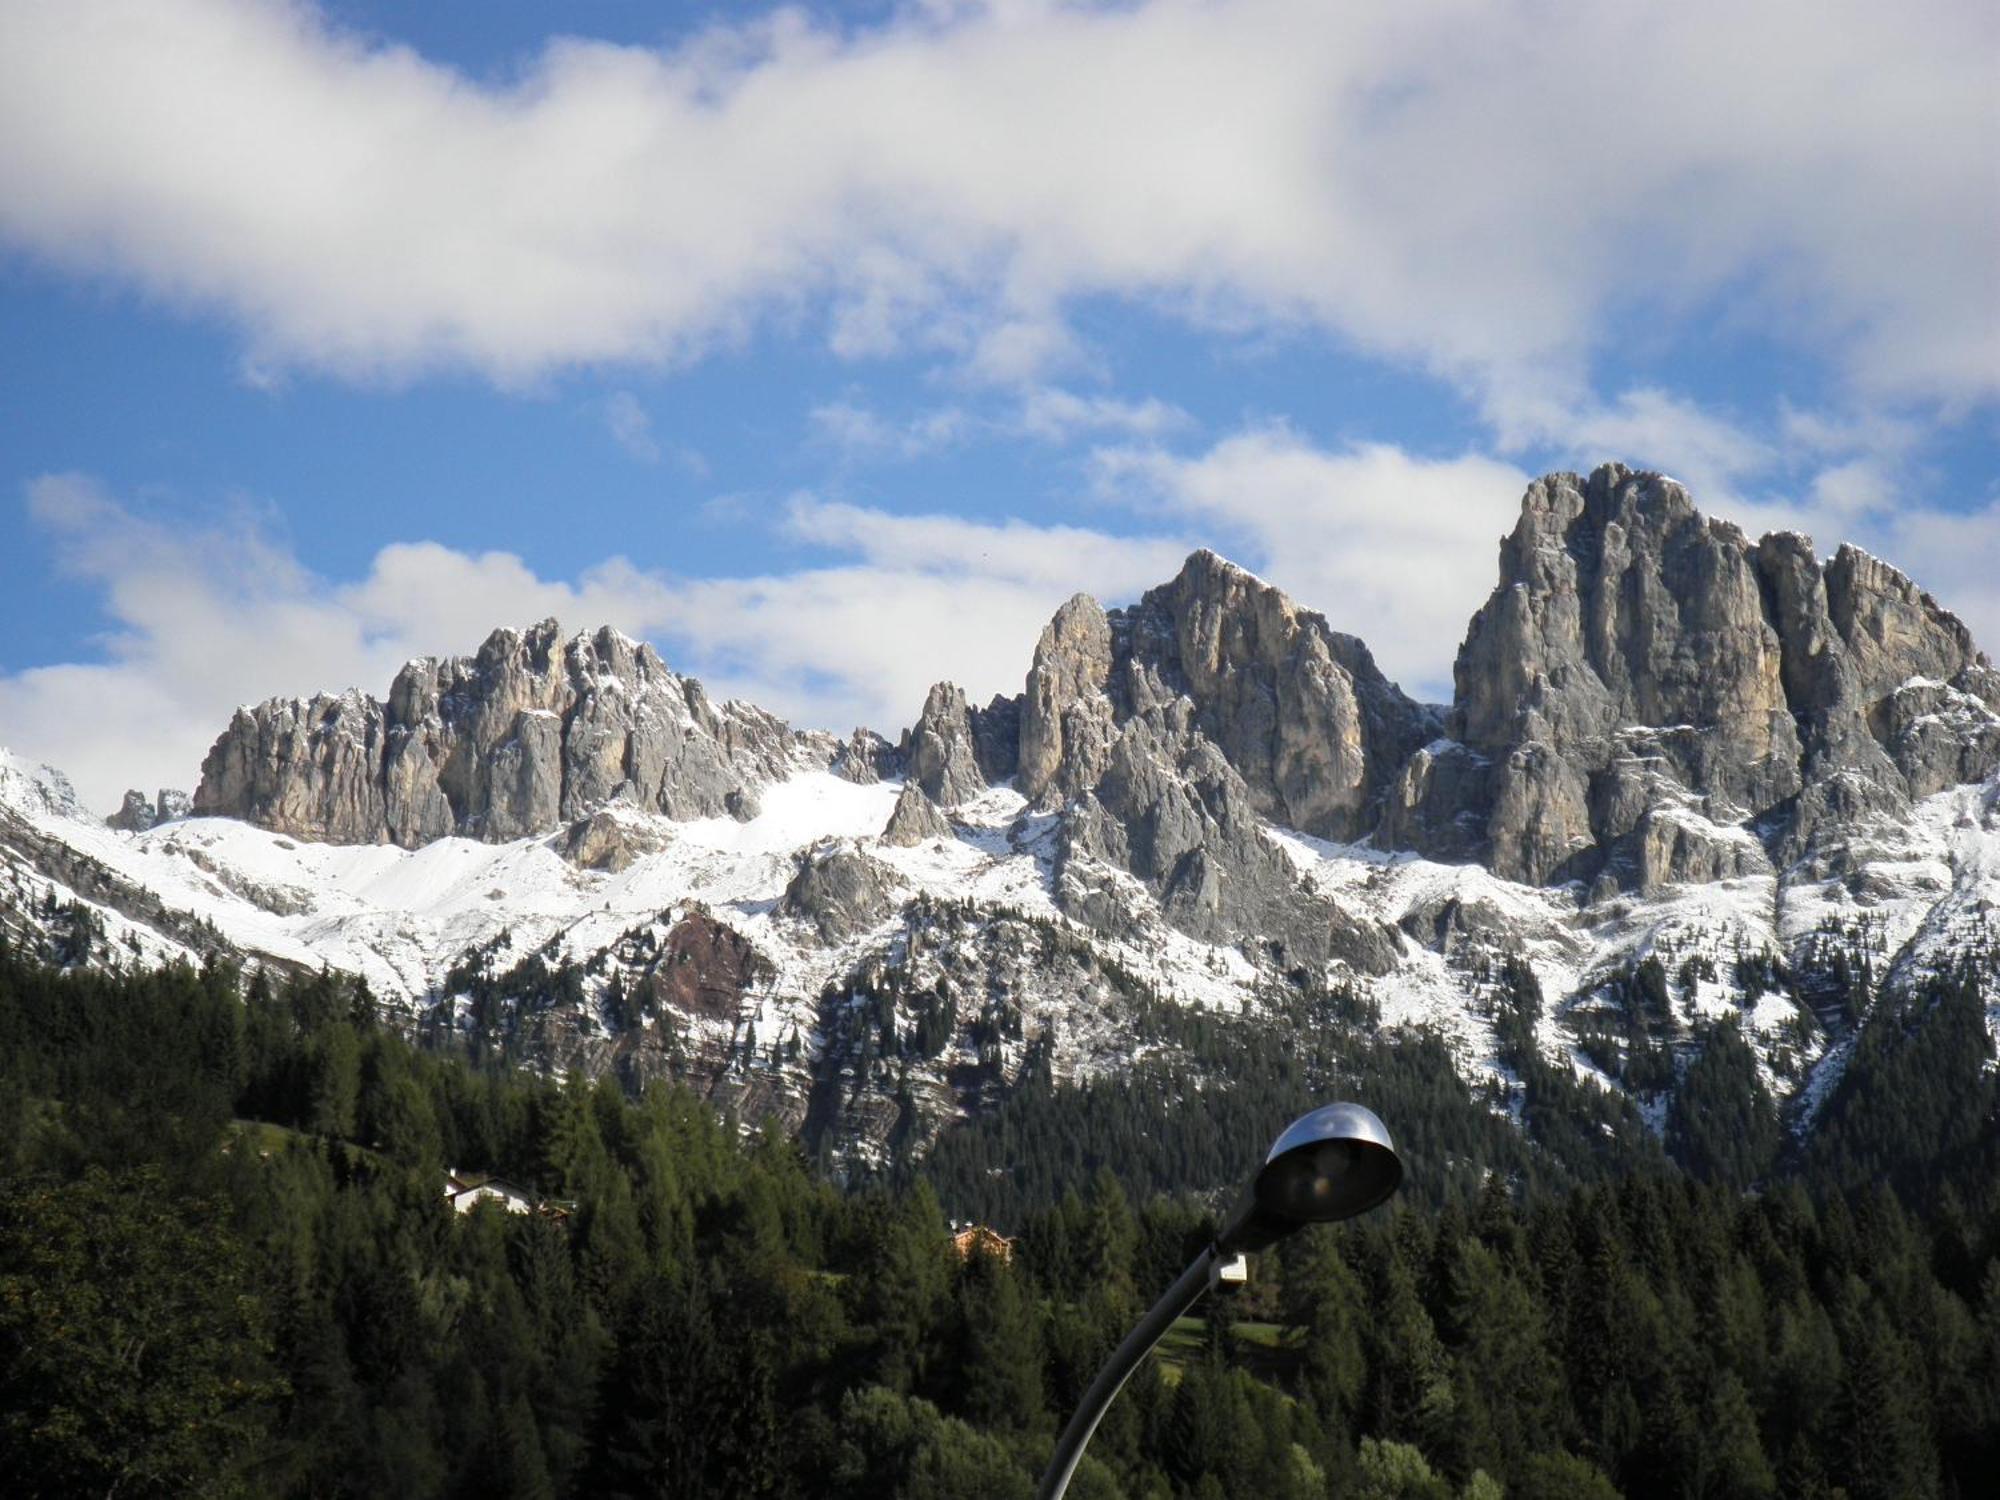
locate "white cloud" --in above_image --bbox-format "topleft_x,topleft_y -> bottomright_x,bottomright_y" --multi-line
810,384 -> 1188,461
1807,458 -> 1898,520
962,316 -> 1085,388
0,475 -> 1192,811
651,496 -> 1193,734
1491,387 -> 1777,507
602,391 -> 660,463
1015,387 -> 1188,444
0,0 -> 1988,412
780,494 -> 1190,594
808,400 -> 971,460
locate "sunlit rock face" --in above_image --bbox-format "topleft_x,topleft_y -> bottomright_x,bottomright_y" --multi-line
1387,464 -> 1999,893
1022,551 -> 1432,842
900,681 -> 1018,810
881,782 -> 952,846
194,621 -> 801,846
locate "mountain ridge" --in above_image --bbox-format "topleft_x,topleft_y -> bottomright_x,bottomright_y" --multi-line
5,461 -> 1997,1178
184,464 -> 1998,909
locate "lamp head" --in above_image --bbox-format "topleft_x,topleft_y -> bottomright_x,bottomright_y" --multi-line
1218,1103 -> 1402,1255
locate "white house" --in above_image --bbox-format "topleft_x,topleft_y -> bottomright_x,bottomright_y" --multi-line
443,1169 -> 537,1216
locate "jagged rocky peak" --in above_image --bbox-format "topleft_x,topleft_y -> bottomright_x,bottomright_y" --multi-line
831,727 -> 897,785
897,682 -> 1019,808
194,620 -> 807,846
881,782 -> 953,846
1756,537 -> 1999,868
183,463 -> 1995,903
1823,542 -> 1987,699
106,787 -> 190,833
1007,550 -> 1416,970
1388,463 -> 1999,890
1023,549 -> 1434,841
106,790 -> 153,833
1454,468 -> 1793,773
1019,592 -> 1118,804
1757,533 -> 1991,772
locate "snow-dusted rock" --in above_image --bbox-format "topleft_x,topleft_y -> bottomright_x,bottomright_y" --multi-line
882,782 -> 952,846
11,460 -> 2000,1175
780,844 -> 903,942
107,790 -> 158,833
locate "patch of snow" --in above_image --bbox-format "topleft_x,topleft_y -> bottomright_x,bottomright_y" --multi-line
1793,1032 -> 1856,1137
8,736 -> 1997,1126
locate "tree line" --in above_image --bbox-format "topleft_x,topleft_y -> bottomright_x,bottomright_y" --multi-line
0,940 -> 1995,1497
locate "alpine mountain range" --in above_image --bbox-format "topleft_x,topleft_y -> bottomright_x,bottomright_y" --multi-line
5,462 -> 1997,1183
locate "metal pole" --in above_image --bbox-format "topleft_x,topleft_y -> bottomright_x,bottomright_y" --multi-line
1035,1242 -> 1222,1500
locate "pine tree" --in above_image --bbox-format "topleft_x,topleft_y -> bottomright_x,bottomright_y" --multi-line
844,1183 -> 953,1395
0,1168 -> 284,1498
1365,1241 -> 1456,1456
307,1020 -> 361,1140
1279,1227 -> 1369,1433
1440,1237 -> 1565,1477
951,1249 -> 1045,1432
1695,1369 -> 1776,1498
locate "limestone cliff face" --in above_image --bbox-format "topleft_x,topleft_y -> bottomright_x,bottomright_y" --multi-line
1021,550 -> 1434,840
1006,551 -> 1428,970
1385,465 -> 1999,889
1018,593 -> 1118,806
1454,468 -> 1799,800
191,464 -> 1996,913
194,689 -> 395,846
194,621 -> 803,845
898,682 -> 1019,808
1002,465 -> 1996,910
1395,467 -> 1802,887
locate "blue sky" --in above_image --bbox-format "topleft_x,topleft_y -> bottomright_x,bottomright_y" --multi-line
1,0 -> 1994,810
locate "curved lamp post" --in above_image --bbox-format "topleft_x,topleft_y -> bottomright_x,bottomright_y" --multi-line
1036,1103 -> 1403,1500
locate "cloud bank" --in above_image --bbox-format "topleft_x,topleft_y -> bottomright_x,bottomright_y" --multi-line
0,0 -> 1990,412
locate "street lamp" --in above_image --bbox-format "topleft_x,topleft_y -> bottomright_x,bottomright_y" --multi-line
1036,1103 -> 1403,1500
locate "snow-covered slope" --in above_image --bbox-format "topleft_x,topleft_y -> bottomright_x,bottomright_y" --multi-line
7,741 -> 1997,1167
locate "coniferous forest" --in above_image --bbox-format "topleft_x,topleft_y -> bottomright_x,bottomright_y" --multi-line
2,943 -> 1998,1499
